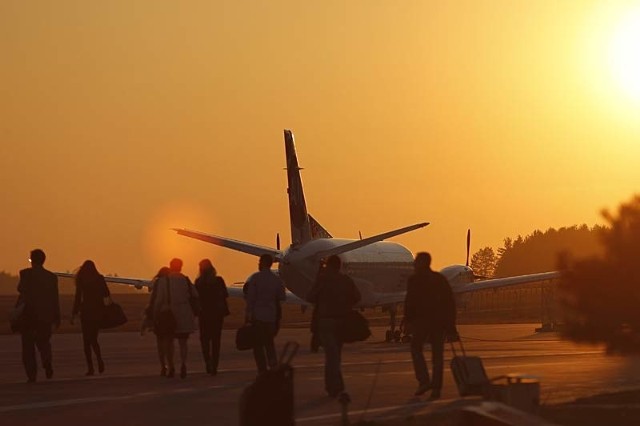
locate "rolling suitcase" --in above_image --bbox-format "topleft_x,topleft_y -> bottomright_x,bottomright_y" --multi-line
239,341 -> 299,426
450,339 -> 489,397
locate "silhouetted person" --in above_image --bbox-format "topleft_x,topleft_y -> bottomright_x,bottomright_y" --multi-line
71,260 -> 110,376
149,259 -> 198,378
147,266 -> 173,376
404,252 -> 457,400
306,255 -> 361,398
17,249 -> 60,382
244,254 -> 286,373
195,259 -> 229,375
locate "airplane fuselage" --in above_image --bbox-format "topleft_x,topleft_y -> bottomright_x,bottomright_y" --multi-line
279,238 -> 414,307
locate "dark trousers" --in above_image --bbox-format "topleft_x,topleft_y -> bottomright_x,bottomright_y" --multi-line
318,318 -> 344,396
410,327 -> 445,390
252,320 -> 277,373
81,319 -> 102,370
21,321 -> 52,380
199,317 -> 223,373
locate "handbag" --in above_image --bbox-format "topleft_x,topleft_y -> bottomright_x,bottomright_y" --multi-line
100,302 -> 128,329
340,310 -> 371,343
154,278 -> 177,336
10,298 -> 26,333
236,324 -> 256,351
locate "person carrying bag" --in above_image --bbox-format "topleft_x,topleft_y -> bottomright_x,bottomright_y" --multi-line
306,255 -> 362,398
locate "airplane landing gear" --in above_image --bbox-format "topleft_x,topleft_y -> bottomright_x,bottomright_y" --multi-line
383,305 -> 407,343
383,305 -> 398,342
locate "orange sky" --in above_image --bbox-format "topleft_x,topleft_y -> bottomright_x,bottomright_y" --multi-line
1,1 -> 639,283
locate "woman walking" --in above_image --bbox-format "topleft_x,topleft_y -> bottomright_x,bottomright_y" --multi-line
147,266 -> 173,376
71,260 -> 110,376
195,259 -> 229,375
149,258 -> 198,378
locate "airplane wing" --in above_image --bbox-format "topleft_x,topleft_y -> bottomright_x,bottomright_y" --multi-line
173,228 -> 283,260
55,272 -> 152,289
454,271 -> 561,294
311,222 -> 429,260
353,271 -> 561,307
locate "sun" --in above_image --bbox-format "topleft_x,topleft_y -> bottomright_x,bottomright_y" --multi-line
609,8 -> 640,99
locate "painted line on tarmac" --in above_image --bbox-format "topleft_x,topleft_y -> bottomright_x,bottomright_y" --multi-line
296,397 -> 459,423
0,350 -> 603,385
0,384 -> 231,413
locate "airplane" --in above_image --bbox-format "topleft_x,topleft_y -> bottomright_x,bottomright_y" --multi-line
171,130 -> 560,342
56,130 -> 560,342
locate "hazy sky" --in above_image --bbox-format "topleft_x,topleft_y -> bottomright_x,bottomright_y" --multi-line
2,1 -> 639,283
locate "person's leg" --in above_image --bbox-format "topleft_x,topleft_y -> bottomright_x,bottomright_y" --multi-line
318,319 -> 344,397
165,337 -> 175,377
89,322 -> 104,373
34,322 -> 53,379
81,320 -> 94,374
251,322 -> 268,373
263,322 -> 278,370
210,318 -> 223,375
410,327 -> 431,394
429,330 -> 445,397
156,334 -> 167,375
21,329 -> 37,382
199,321 -> 212,374
178,336 -> 188,378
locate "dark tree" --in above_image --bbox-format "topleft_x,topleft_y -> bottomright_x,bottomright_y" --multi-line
560,195 -> 640,353
470,246 -> 497,278
494,225 -> 604,277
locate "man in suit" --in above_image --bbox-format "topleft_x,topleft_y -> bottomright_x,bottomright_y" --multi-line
404,252 -> 458,400
17,249 -> 60,382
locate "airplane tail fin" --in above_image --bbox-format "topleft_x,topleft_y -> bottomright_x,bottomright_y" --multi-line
285,130 -> 313,245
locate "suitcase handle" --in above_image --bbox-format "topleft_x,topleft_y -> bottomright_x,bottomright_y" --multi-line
279,341 -> 299,366
449,338 -> 467,358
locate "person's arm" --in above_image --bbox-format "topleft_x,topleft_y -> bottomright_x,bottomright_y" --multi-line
403,277 -> 415,323
219,277 -> 229,298
441,278 -> 458,338
101,276 -> 111,297
277,278 -> 286,302
306,276 -> 323,304
349,277 -> 361,306
244,276 -> 255,323
72,279 -> 82,319
53,275 -> 60,328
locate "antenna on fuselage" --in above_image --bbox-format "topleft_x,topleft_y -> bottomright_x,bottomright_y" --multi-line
276,233 -> 281,251
359,231 -> 363,240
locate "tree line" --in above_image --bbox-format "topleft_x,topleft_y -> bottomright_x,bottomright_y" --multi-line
470,224 -> 605,278
471,194 -> 640,353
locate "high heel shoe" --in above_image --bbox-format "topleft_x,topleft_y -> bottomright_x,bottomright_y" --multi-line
180,364 -> 187,379
85,369 -> 95,376
167,366 -> 175,378
160,366 -> 167,377
97,359 -> 105,374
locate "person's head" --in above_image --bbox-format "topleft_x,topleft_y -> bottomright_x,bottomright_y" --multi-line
199,258 -> 216,277
414,252 -> 432,272
169,258 -> 183,273
76,260 -> 100,283
258,254 -> 273,271
29,249 -> 46,267
155,266 -> 170,279
326,255 -> 342,272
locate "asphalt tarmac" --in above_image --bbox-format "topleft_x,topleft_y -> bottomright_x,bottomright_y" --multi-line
1,324 -> 638,425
